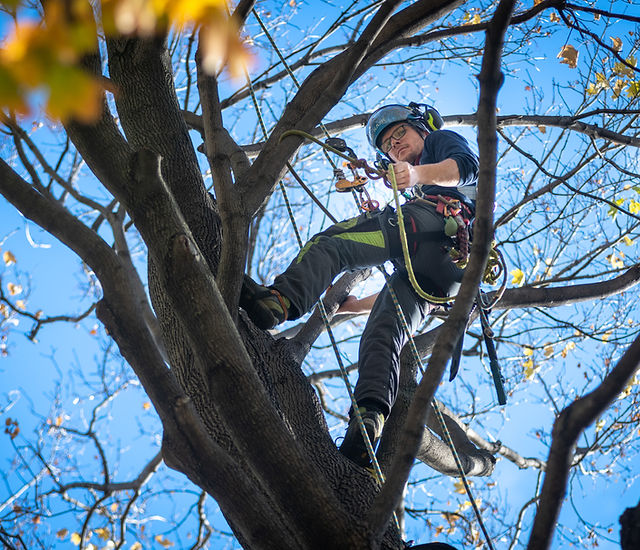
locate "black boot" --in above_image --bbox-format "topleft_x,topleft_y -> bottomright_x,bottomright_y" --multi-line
339,406 -> 385,468
240,275 -> 290,330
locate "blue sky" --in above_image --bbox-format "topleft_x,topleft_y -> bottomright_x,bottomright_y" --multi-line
2,1 -> 640,548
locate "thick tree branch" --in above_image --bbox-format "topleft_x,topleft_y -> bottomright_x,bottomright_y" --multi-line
390,0 -> 564,52
231,0 -> 256,27
0,158 -> 180,435
292,270 -> 371,355
451,113 -> 640,149
493,264 -> 640,309
527,333 -> 640,550
351,0 -> 466,82
106,35 -> 213,238
417,417 -> 496,477
196,40 -> 250,312
63,51 -> 133,204
216,0 -> 558,115
126,149 -> 361,549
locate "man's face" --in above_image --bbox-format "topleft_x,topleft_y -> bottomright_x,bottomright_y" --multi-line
380,123 -> 425,163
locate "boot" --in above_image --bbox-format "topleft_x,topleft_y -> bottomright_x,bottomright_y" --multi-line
339,406 -> 385,468
240,275 -> 290,330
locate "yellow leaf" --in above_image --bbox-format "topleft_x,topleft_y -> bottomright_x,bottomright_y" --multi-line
109,0 -> 158,35
510,268 -> 524,286
199,13 -> 230,74
543,344 -> 554,358
585,73 -> 608,97
71,532 -> 81,545
154,535 -> 174,548
524,358 -> 539,380
3,251 -> 16,266
470,13 -> 481,25
629,200 -> 640,214
457,498 -> 481,513
549,12 -> 560,22
557,44 -> 578,68
94,527 -> 110,541
130,543 -> 142,550
623,236 -> 634,246
111,502 -> 118,512
560,341 -> 576,358
458,500 -> 472,511
610,37 -> 623,52
608,254 -> 624,269
46,65 -> 104,123
595,72 -> 609,88
595,419 -> 605,432
523,347 -> 534,356
0,65 -> 29,114
453,479 -> 467,494
15,299 -> 26,310
613,56 -> 637,77
602,330 -> 612,342
7,282 -> 22,296
55,416 -> 63,426
142,402 -> 151,410
627,81 -> 640,99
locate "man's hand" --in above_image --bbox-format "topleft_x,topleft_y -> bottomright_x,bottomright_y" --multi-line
389,158 -> 461,190
390,161 -> 420,190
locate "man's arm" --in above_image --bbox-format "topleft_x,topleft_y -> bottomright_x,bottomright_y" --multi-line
391,158 -> 460,190
336,293 -> 380,314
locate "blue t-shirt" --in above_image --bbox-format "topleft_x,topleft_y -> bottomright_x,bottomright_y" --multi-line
417,129 -> 479,209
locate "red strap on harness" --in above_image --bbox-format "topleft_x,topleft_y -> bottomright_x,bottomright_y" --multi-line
423,194 -> 472,222
408,215 -> 418,254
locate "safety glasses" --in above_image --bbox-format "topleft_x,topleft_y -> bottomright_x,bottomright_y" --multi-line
380,124 -> 409,153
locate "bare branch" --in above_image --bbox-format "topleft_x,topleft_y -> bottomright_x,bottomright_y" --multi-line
527,333 -> 640,549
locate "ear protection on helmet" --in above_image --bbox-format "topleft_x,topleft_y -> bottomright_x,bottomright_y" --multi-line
408,102 -> 444,133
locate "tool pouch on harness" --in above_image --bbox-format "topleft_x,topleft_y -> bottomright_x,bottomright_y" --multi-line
420,194 -> 474,268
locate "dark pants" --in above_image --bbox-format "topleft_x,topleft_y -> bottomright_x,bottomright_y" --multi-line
273,202 -> 464,416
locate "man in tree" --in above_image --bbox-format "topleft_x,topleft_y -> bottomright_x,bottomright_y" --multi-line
241,103 -> 479,467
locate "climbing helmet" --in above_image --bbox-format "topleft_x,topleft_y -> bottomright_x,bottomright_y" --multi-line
366,102 -> 444,155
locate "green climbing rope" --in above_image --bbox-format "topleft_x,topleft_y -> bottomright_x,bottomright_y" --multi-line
387,165 -> 454,305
